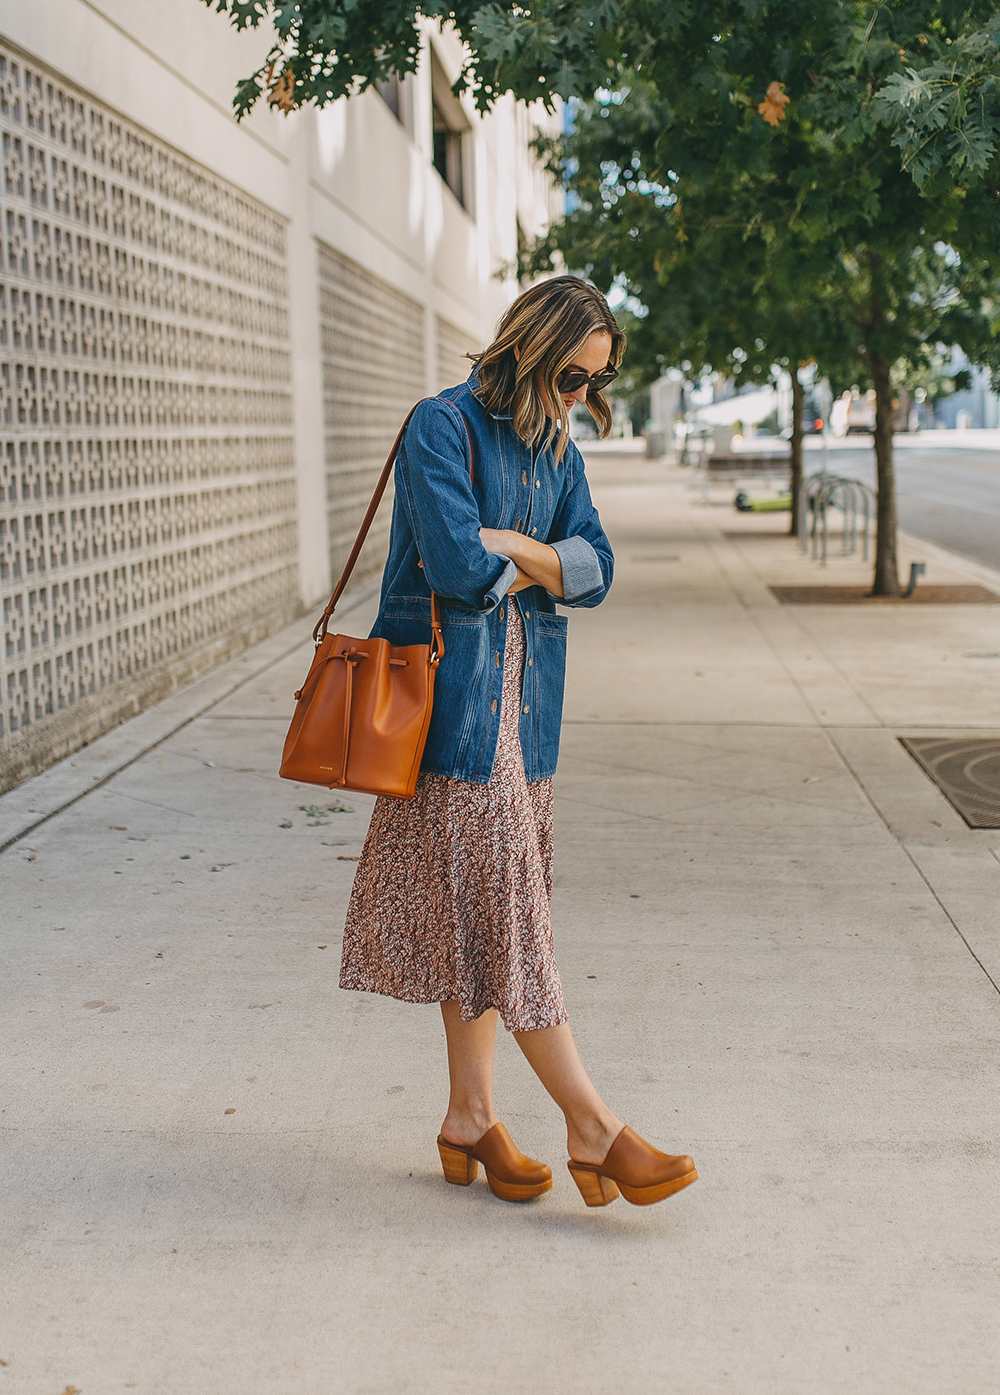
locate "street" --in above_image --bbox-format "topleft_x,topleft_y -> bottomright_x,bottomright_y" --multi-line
805,437 -> 1000,573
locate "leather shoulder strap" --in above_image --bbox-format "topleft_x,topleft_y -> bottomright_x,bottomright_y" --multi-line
313,398 -> 474,642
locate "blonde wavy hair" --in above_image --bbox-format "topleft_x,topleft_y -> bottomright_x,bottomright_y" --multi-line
470,277 -> 625,464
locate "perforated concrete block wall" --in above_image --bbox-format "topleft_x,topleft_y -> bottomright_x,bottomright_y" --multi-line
436,314 -> 480,393
0,43 -> 299,790
318,243 -> 424,588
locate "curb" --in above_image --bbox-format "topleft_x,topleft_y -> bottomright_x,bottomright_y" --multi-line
897,529 -> 1000,595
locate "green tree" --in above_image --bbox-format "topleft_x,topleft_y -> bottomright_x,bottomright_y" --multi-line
203,0 -> 1000,203
200,0 -> 628,119
528,80 -> 858,532
873,13 -> 1000,192
525,3 -> 1000,591
204,0 -> 1000,591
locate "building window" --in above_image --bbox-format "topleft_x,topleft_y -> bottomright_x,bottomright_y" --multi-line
433,110 -> 462,205
430,52 -> 470,210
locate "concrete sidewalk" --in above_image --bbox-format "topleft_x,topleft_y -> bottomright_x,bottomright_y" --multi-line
3,458 -> 1000,1394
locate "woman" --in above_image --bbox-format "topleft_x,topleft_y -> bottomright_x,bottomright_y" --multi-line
340,277 -> 696,1209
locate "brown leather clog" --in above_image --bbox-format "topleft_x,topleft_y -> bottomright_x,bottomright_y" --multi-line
568,1126 -> 697,1207
437,1122 -> 552,1201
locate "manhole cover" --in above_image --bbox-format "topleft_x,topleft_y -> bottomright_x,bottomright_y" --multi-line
899,737 -> 1000,828
769,585 -> 1000,604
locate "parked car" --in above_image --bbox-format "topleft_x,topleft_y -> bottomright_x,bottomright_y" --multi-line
845,390 -> 876,434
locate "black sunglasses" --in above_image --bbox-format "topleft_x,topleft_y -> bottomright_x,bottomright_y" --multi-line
557,364 -> 619,394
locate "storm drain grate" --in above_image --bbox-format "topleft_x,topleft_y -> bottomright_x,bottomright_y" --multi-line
899,737 -> 1000,828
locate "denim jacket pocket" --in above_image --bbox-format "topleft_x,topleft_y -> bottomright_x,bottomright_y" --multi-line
373,594 -> 435,648
379,594 -> 484,629
530,612 -> 568,777
379,593 -> 431,620
440,602 -> 489,628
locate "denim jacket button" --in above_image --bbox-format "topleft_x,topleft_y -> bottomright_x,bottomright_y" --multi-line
499,607 -> 504,620
495,652 -> 500,666
528,657 -> 533,666
525,610 -> 530,619
530,527 -> 537,536
535,479 -> 540,488
522,705 -> 530,714
492,699 -> 498,713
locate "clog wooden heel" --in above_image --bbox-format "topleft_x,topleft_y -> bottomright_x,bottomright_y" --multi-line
569,1127 -> 697,1209
437,1137 -> 479,1185
437,1123 -> 552,1202
567,1162 -> 620,1207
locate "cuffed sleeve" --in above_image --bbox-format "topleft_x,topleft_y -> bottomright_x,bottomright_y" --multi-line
550,535 -> 604,604
484,557 -> 518,610
544,441 -> 614,608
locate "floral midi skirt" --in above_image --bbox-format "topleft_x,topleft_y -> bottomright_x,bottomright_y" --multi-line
339,603 -> 567,1032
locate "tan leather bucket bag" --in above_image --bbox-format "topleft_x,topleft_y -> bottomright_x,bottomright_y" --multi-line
279,403 -> 470,800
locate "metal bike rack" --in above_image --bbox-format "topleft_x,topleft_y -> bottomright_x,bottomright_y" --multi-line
797,473 -> 875,566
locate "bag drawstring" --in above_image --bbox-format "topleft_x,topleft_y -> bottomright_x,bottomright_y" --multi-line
329,647 -> 368,786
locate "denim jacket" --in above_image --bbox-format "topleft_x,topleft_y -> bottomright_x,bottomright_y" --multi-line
369,375 -> 614,783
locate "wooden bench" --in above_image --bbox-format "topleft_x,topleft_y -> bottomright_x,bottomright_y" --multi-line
704,452 -> 791,480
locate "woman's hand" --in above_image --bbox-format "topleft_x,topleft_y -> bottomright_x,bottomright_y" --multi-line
506,568 -> 536,594
479,528 -> 564,598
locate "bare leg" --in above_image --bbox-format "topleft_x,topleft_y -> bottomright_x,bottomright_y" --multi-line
439,1000 -> 501,1147
514,1022 -> 623,1164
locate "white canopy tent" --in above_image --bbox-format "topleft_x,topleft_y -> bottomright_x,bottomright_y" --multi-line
693,387 -> 778,426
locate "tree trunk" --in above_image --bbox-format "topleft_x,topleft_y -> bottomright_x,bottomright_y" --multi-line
870,355 -> 900,596
789,369 -> 805,537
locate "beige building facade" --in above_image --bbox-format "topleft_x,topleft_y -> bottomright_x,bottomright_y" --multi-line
0,0 -> 559,792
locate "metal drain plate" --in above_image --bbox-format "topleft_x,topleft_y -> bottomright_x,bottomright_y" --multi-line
899,737 -> 1000,828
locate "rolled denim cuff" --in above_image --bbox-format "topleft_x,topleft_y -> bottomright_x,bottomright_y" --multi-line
550,535 -> 603,603
484,557 -> 518,611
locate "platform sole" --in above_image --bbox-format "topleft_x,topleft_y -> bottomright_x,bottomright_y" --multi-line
485,1172 -> 553,1203
619,1168 -> 698,1206
569,1162 -> 698,1207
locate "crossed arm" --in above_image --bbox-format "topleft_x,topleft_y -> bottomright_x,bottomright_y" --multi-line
479,528 -> 564,598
